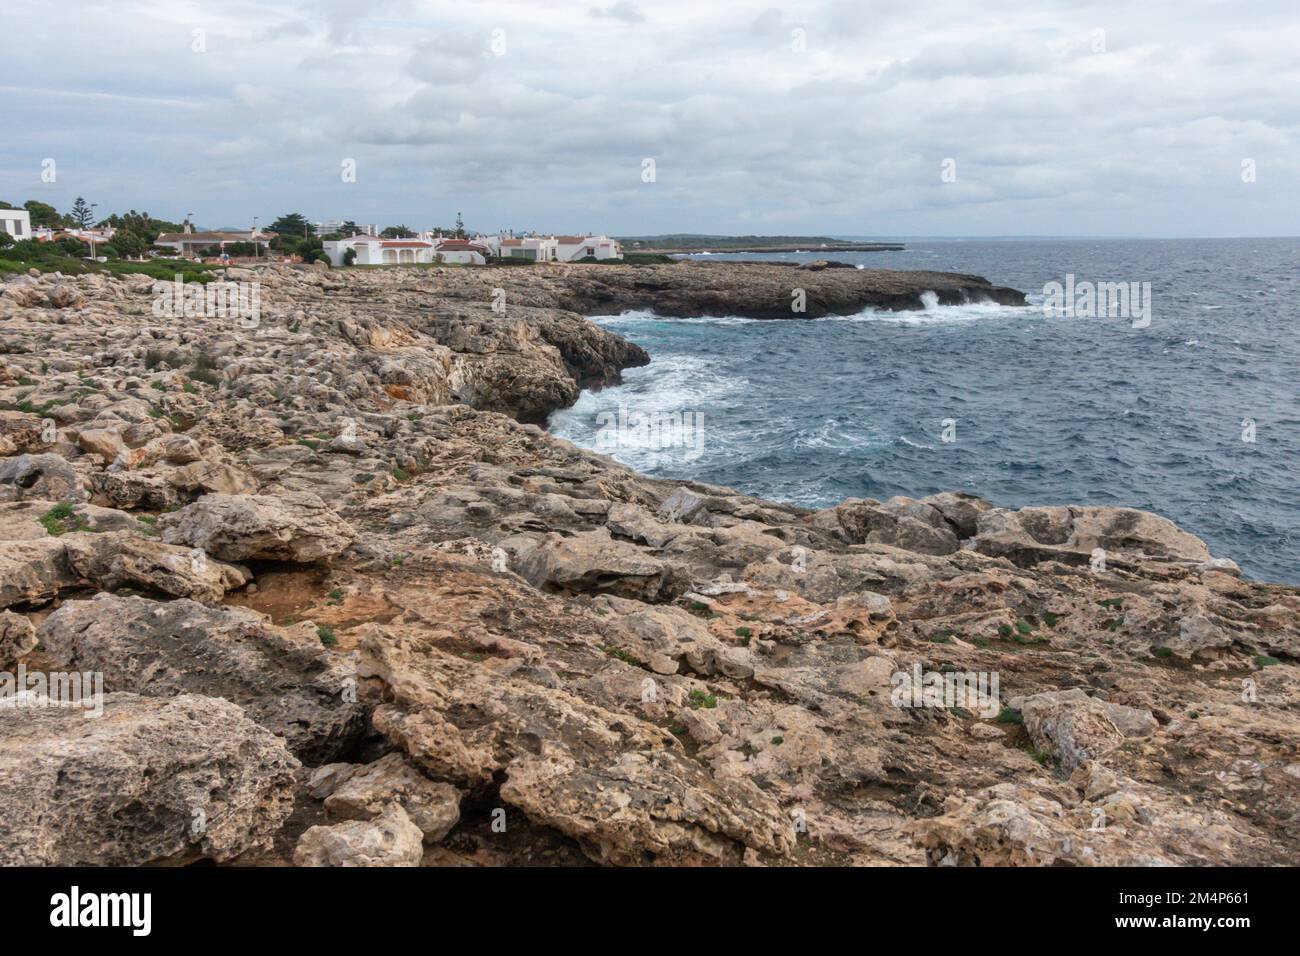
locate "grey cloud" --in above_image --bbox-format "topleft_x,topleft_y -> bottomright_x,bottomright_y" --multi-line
1,0 -> 1297,237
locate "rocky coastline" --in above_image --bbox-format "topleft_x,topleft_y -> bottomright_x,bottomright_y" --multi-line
0,261 -> 1295,867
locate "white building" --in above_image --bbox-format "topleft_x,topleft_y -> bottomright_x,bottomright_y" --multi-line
322,235 -> 435,266
433,239 -> 489,265
0,208 -> 32,241
498,236 -> 556,261
490,233 -> 622,262
314,220 -> 379,237
60,226 -> 116,244
553,235 -> 621,261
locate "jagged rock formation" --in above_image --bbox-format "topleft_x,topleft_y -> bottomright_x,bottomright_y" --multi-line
0,264 -> 1294,867
0,693 -> 298,866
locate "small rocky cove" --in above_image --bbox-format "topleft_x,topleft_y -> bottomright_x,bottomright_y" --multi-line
0,260 -> 1296,866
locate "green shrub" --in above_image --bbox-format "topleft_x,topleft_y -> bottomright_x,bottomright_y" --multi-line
996,707 -> 1024,725
39,503 -> 91,536
687,689 -> 717,710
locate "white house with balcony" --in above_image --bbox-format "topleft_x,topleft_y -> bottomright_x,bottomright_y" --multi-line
0,208 -> 32,242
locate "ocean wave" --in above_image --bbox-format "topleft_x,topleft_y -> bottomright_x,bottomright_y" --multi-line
824,293 -> 1034,325
591,310 -> 760,327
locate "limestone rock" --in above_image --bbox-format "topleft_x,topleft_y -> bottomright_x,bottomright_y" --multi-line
63,531 -> 252,602
0,453 -> 84,502
0,610 -> 37,667
323,753 -> 461,843
1009,689 -> 1157,771
0,693 -> 298,865
518,528 -> 691,602
46,284 -> 87,309
972,505 -> 1211,566
39,594 -> 365,763
293,803 -> 423,867
358,627 -> 794,865
159,491 -> 355,562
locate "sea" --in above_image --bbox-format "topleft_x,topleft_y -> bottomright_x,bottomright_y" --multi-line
548,238 -> 1300,584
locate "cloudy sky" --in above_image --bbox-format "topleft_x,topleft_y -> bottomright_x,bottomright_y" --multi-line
2,0 -> 1297,236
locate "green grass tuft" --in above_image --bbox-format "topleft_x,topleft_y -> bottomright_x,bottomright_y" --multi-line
687,689 -> 717,710
39,502 -> 91,536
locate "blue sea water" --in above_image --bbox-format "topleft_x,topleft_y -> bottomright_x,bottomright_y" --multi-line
549,238 -> 1300,584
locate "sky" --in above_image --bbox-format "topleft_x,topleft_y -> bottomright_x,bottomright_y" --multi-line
1,0 -> 1297,237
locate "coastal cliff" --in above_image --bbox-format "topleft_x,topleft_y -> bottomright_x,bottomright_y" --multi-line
0,263 -> 1295,867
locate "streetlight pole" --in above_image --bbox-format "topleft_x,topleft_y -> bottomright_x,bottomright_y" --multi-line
87,203 -> 98,260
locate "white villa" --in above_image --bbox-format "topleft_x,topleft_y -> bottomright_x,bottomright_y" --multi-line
489,234 -> 621,262
0,208 -> 32,241
323,235 -> 491,266
320,229 -> 621,267
431,239 -> 490,264
322,236 -> 432,266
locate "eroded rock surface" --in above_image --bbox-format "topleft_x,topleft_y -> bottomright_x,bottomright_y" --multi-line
0,264 -> 1294,867
0,693 -> 298,865
293,803 -> 424,867
39,594 -> 364,763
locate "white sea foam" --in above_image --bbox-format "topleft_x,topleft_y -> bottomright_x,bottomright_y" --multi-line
824,296 -> 1033,326
792,419 -> 878,451
590,310 -> 760,327
549,351 -> 746,471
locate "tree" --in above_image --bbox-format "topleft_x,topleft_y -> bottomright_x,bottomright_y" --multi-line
69,197 -> 96,229
23,200 -> 60,228
340,220 -> 361,236
454,211 -> 465,238
102,210 -> 181,243
108,231 -> 148,259
55,236 -> 90,257
268,213 -> 314,238
298,240 -> 329,264
0,232 -> 13,249
380,225 -> 415,238
342,248 -> 357,266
